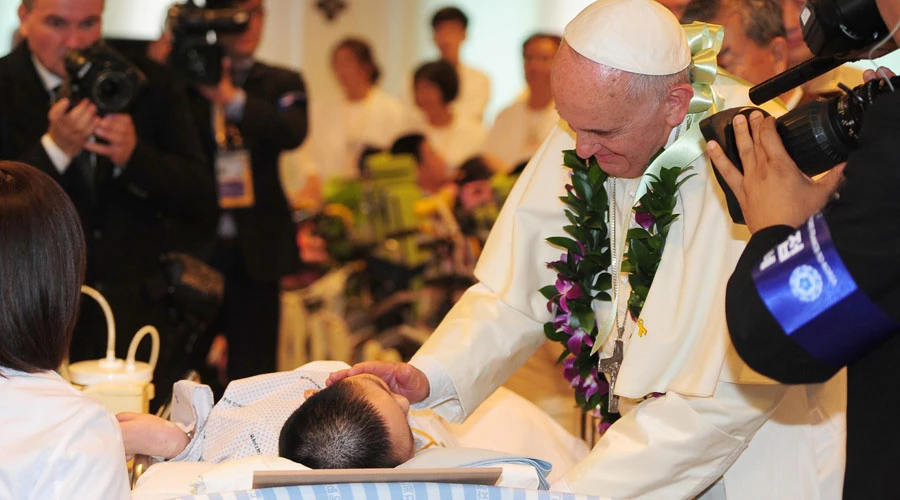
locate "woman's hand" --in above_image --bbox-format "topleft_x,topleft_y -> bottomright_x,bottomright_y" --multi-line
117,412 -> 191,460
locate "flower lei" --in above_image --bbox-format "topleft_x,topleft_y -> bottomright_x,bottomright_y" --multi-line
541,149 -> 694,425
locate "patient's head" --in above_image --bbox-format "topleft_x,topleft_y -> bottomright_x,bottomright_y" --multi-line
0,161 -> 85,373
279,374 -> 414,469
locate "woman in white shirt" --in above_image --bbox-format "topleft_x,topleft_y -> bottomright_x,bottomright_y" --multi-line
310,37 -> 407,182
411,60 -> 487,172
0,161 -> 129,500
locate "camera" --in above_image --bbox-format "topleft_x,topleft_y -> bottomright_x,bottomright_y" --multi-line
59,41 -> 146,115
699,0 -> 895,224
166,0 -> 250,85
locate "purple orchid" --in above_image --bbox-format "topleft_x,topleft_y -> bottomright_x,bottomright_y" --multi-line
635,210 -> 655,230
566,326 -> 594,353
554,275 -> 583,313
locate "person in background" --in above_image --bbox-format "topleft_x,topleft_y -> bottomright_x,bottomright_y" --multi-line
657,0 -> 691,18
187,0 -> 307,383
681,0 -> 797,105
429,6 -> 490,123
0,0 -> 216,410
0,161 -> 129,499
779,0 -> 864,104
329,0 -> 845,497
410,60 -> 487,173
482,33 -> 561,173
308,37 -> 406,183
390,133 -> 451,196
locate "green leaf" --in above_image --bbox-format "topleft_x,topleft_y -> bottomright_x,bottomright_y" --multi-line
539,285 -> 558,300
547,236 -> 582,255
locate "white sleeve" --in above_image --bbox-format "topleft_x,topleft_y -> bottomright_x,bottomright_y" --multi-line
409,283 -> 547,423
168,380 -> 215,462
34,407 -> 130,500
40,133 -> 73,174
561,381 -> 786,499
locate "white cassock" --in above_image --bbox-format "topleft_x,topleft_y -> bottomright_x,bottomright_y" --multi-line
409,72 -> 846,499
308,87 -> 407,181
0,368 -> 130,500
482,97 -> 559,172
452,64 -> 491,124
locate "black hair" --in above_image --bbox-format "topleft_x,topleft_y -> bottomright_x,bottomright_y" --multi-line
0,161 -> 85,373
413,60 -> 459,104
455,155 -> 493,185
333,37 -> 382,85
430,6 -> 468,30
278,379 -> 406,469
390,133 -> 426,165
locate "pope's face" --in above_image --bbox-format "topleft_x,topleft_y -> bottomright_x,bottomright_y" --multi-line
551,43 -> 675,179
18,0 -> 104,78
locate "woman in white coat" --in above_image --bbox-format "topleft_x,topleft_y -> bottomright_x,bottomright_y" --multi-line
0,161 -> 130,499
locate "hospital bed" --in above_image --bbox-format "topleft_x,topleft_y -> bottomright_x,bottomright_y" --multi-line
173,481 -> 602,500
132,387 -> 592,500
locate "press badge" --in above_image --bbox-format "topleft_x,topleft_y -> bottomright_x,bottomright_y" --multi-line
215,149 -> 255,209
752,213 -> 899,367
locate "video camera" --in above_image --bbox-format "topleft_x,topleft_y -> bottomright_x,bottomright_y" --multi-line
166,0 -> 250,85
59,41 -> 147,115
699,0 -> 896,224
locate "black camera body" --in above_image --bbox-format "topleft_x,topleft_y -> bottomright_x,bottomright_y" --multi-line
59,41 -> 146,115
699,0 -> 895,224
701,76 -> 899,223
167,0 -> 250,85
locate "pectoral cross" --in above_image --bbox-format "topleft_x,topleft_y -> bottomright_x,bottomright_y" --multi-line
598,335 -> 624,414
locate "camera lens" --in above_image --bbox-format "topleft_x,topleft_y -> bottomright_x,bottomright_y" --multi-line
93,72 -> 134,114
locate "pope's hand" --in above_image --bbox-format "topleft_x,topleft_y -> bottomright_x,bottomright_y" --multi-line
327,361 -> 430,404
707,110 -> 845,233
116,412 -> 191,460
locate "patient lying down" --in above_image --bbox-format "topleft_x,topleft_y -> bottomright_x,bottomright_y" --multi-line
120,361 -> 455,468
122,360 -> 588,494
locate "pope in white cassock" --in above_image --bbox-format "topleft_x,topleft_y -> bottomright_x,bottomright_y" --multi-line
330,1 -> 845,498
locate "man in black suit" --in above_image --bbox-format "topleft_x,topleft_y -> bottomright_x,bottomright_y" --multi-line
187,0 -> 307,381
707,0 -> 900,491
0,0 -> 217,409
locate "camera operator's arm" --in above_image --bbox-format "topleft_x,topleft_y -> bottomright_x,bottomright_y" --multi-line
707,111 -> 845,234
707,72 -> 900,384
198,60 -> 308,152
94,63 -> 215,222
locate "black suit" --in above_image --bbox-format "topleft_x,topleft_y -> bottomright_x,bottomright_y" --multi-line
726,89 -> 900,498
0,42 -> 217,408
188,60 -> 306,380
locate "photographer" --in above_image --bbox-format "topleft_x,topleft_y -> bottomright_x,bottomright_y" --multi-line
0,0 -> 217,409
707,0 -> 900,493
184,0 -> 307,382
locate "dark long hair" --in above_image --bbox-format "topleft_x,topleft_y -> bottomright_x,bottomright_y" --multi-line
0,161 -> 86,373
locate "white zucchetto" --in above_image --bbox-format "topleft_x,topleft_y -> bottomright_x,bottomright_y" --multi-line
563,0 -> 691,76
